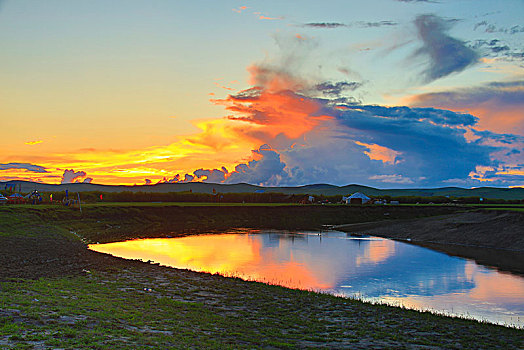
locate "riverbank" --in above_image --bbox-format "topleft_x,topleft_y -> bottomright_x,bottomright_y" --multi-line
0,203 -> 464,243
336,210 -> 524,274
1,205 -> 523,348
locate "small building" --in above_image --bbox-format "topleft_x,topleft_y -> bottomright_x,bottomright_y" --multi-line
345,192 -> 371,205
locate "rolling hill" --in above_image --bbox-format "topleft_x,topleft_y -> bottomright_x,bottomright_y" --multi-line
2,180 -> 523,200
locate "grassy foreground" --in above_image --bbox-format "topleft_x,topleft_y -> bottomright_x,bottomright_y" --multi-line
1,205 -> 523,349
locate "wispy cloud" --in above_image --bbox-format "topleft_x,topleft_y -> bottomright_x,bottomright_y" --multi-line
24,140 -> 43,145
314,81 -> 362,97
0,162 -> 48,173
232,6 -> 247,14
302,21 -> 397,29
303,22 -> 346,29
413,14 -> 479,82
470,39 -> 524,63
254,12 -> 283,20
474,21 -> 524,35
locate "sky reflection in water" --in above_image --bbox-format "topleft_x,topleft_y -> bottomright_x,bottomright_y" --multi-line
89,231 -> 524,328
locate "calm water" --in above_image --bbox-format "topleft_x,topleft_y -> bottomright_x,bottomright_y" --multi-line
89,230 -> 524,328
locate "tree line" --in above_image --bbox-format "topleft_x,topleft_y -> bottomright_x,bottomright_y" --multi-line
2,190 -> 521,204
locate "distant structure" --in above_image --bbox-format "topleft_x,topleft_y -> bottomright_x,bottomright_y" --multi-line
343,192 -> 371,205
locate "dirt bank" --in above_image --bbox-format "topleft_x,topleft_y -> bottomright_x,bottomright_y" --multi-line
337,210 -> 524,274
57,204 -> 468,243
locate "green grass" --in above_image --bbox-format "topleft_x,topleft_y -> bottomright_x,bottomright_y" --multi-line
481,207 -> 524,212
2,268 -> 523,349
82,201 -> 303,207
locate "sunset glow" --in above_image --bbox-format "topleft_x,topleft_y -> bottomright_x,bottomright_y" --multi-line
1,1 -> 522,187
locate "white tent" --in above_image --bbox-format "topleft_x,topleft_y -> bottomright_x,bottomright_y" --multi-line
345,192 -> 371,204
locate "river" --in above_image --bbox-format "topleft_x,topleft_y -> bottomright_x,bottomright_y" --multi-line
89,230 -> 524,328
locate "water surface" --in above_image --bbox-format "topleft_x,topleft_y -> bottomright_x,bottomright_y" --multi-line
89,230 -> 524,328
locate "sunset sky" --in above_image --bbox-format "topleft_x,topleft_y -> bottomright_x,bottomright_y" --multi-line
1,0 -> 523,188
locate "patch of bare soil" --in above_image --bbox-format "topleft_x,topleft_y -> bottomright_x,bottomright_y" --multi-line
0,226 -> 142,281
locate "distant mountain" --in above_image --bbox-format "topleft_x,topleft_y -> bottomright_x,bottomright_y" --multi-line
1,180 -> 523,200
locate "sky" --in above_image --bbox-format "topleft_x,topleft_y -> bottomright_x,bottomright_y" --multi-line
1,0 -> 523,188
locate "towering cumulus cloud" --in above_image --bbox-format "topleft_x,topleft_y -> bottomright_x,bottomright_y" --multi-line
226,145 -> 288,185
161,49 -> 522,187
61,169 -> 92,184
414,14 -> 479,82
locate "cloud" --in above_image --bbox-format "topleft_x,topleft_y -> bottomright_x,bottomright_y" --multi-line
369,174 -> 415,184
354,141 -> 402,164
201,79 -> 509,187
203,58 -> 521,187
302,21 -> 397,29
259,16 -> 281,20
216,80 -> 333,141
332,104 -> 494,185
24,140 -> 43,145
158,173 -> 196,184
413,14 -> 479,82
194,167 -> 228,183
61,169 -> 90,184
0,162 -> 48,173
225,145 -> 288,186
474,21 -> 524,35
232,6 -> 247,13
303,22 -> 346,29
357,21 -> 397,28
255,12 -> 283,20
408,80 -> 524,135
470,39 -> 524,62
314,81 -> 362,97
8,32 -> 519,188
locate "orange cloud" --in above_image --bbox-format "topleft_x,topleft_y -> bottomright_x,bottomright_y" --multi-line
232,6 -> 247,13
211,65 -> 333,142
354,141 -> 401,164
25,140 -> 42,145
405,82 -> 524,135
257,14 -> 283,20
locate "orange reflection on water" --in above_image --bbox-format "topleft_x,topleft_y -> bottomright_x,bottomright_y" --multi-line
89,234 -> 332,290
464,262 -> 524,303
356,239 -> 396,266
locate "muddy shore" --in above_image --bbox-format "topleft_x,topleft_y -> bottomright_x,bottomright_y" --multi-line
336,210 -> 524,274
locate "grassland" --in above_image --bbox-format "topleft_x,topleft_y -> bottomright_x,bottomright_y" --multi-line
1,204 -> 523,349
